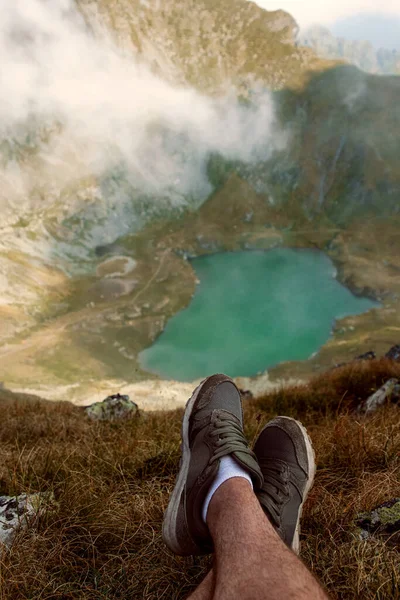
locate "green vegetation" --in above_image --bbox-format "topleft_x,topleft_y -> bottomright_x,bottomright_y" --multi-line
206,153 -> 240,189
1,0 -> 400,398
0,358 -> 399,598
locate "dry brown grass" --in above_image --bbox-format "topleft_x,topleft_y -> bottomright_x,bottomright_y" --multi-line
0,359 -> 399,599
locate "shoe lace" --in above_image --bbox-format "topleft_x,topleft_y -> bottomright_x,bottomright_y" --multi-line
208,412 -> 255,464
257,458 -> 290,528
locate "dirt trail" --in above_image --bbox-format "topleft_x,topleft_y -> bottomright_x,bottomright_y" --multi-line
0,250 -> 171,361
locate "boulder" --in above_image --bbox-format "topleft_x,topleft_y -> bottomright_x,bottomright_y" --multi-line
357,379 -> 400,414
334,350 -> 376,370
0,493 -> 52,550
239,388 -> 254,400
356,498 -> 400,545
385,345 -> 400,361
85,393 -> 139,421
355,351 -> 376,361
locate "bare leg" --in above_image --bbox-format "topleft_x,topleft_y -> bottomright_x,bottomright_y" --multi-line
196,478 -> 329,600
187,569 -> 214,600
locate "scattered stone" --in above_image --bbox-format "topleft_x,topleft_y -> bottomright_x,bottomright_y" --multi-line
355,351 -> 376,361
0,493 -> 53,550
355,498 -> 400,545
333,362 -> 346,369
195,235 -> 220,252
85,393 -> 139,421
239,389 -> 253,400
334,350 -> 376,370
385,345 -> 400,361
175,249 -> 196,261
358,379 -> 400,415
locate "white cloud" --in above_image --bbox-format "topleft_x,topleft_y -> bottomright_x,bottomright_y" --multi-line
254,0 -> 400,28
0,0 -> 283,234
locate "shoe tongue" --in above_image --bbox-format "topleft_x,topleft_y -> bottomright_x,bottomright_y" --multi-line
234,450 -> 264,489
196,381 -> 243,425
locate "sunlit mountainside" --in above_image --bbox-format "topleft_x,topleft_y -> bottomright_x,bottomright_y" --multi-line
0,0 -> 399,402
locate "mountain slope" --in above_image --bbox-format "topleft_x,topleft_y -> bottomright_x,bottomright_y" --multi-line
300,25 -> 400,75
1,360 -> 399,598
0,0 -> 400,398
78,0 -> 333,91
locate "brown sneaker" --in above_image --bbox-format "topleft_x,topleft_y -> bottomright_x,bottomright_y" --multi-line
162,374 -> 263,556
253,416 -> 316,554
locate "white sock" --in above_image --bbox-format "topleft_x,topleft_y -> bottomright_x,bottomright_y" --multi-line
202,455 -> 253,523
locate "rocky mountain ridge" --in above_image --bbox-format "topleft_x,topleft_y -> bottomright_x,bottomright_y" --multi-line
78,0 -> 324,91
300,25 -> 400,75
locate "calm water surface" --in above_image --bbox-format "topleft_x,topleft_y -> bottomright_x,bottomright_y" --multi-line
139,249 -> 379,381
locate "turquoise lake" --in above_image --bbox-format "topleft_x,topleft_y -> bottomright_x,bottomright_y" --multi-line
139,249 -> 379,381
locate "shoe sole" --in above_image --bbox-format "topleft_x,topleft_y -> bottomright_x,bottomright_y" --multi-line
162,378 -> 206,555
275,416 -> 316,555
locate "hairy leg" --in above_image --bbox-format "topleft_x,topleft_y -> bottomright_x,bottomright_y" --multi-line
187,569 -> 214,600
204,478 -> 329,600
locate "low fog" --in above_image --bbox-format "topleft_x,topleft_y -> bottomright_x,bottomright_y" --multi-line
0,0 -> 283,237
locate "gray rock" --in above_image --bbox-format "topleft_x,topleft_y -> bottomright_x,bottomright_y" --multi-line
195,235 -> 220,252
355,498 -> 400,545
334,350 -> 376,370
385,345 -> 400,361
300,25 -> 400,76
85,393 -> 139,421
239,388 -> 253,400
355,351 -> 376,361
0,493 -> 52,550
358,379 -> 400,415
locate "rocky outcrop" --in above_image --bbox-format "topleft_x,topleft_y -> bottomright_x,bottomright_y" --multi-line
263,10 -> 299,44
356,498 -> 400,545
386,345 -> 400,362
300,25 -> 400,75
79,0 -> 331,92
85,393 -> 139,421
0,493 -> 52,550
358,379 -> 400,415
356,351 -> 376,361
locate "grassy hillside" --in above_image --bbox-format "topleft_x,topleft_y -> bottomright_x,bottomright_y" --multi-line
272,66 -> 400,219
0,359 -> 399,598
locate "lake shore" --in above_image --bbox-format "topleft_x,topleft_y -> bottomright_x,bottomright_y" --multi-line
7,371 -> 302,412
